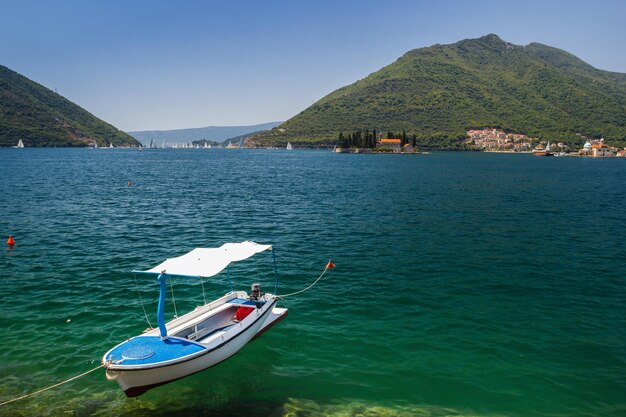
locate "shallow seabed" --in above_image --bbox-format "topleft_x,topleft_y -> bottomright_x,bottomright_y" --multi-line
0,149 -> 625,416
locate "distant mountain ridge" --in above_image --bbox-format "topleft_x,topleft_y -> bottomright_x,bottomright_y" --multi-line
192,129 -> 269,147
0,65 -> 140,147
251,34 -> 626,149
128,122 -> 282,146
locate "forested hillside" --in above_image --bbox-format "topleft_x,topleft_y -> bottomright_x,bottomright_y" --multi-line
0,65 -> 140,147
250,35 -> 626,149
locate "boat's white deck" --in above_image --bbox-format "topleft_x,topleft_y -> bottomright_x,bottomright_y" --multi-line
168,298 -> 266,343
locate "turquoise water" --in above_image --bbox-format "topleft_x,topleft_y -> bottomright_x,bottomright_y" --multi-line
1,149 -> 625,417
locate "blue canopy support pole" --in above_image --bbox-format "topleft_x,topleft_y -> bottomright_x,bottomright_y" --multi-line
272,247 -> 278,294
227,266 -> 233,293
156,273 -> 168,339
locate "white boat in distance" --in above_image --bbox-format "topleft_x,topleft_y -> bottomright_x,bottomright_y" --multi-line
14,139 -> 25,148
286,141 -> 293,150
102,241 -> 288,397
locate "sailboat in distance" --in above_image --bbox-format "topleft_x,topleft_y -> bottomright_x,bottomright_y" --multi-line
14,139 -> 25,148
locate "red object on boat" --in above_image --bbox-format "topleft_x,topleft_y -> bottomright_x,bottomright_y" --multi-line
235,306 -> 254,321
326,260 -> 335,269
7,235 -> 15,246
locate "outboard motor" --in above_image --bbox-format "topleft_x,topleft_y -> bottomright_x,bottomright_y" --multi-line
250,283 -> 262,300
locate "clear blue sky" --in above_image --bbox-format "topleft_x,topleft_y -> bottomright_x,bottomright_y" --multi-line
1,0 -> 624,131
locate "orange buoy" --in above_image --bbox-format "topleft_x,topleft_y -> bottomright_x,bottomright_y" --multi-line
326,260 -> 335,269
7,235 -> 15,246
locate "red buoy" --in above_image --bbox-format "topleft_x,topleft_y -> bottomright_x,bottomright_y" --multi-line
326,260 -> 335,269
7,235 -> 15,246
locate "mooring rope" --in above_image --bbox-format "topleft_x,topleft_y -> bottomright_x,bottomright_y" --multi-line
0,362 -> 106,407
276,261 -> 334,298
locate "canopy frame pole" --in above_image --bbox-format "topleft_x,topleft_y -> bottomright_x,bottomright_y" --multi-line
272,247 -> 278,294
200,277 -> 207,305
227,266 -> 234,293
169,279 -> 178,318
133,271 -> 153,329
156,273 -> 168,339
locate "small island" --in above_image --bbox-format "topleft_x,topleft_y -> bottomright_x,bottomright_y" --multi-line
333,130 -> 430,154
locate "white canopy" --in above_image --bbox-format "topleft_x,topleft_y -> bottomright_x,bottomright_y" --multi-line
139,241 -> 272,278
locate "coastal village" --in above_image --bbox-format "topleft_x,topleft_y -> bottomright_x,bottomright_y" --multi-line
466,128 -> 626,157
466,129 -> 534,152
328,128 -> 625,156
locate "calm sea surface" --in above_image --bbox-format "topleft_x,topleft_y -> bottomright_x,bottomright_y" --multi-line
0,148 -> 625,417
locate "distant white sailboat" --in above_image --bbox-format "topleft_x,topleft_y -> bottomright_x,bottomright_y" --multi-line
286,142 -> 293,150
109,142 -> 114,148
15,139 -> 25,148
94,141 -> 99,149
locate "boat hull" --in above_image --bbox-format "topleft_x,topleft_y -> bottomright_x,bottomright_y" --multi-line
253,306 -> 288,341
105,300 -> 284,397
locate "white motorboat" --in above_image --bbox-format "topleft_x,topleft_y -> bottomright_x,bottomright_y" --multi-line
102,241 -> 287,397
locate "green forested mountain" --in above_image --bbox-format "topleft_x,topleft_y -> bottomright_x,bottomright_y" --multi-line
250,34 -> 626,149
0,65 -> 140,147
